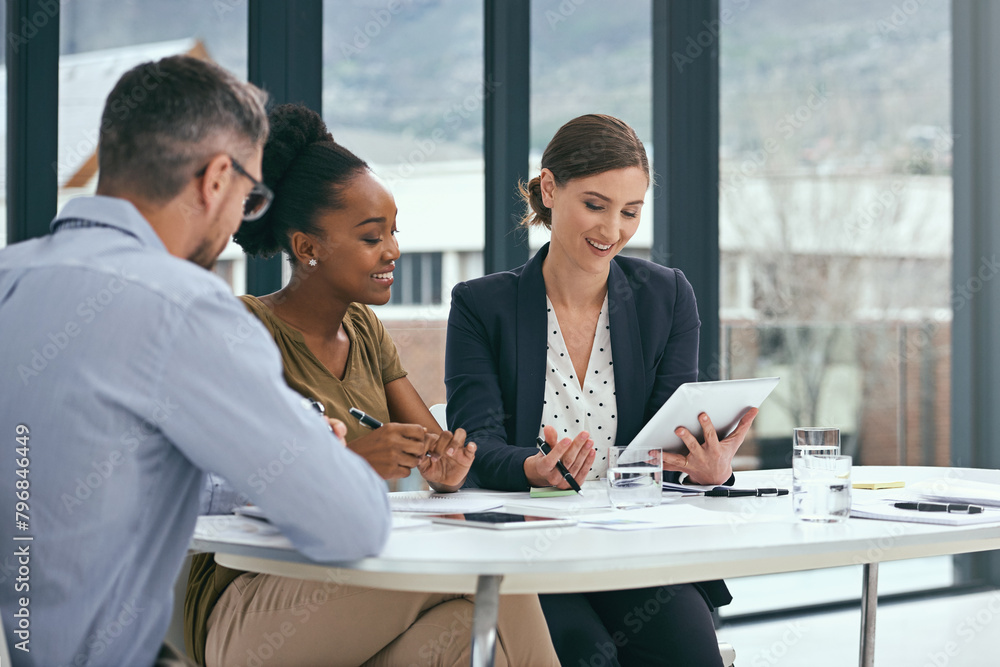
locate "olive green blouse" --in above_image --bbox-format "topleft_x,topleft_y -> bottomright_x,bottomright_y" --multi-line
184,295 -> 407,664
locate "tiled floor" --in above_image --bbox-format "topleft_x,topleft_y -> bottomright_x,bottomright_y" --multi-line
719,588 -> 1000,666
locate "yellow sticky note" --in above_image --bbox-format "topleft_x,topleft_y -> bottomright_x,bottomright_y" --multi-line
852,481 -> 905,490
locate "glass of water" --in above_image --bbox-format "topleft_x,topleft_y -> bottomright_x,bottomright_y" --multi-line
793,427 -> 840,460
608,446 -> 662,509
792,454 -> 852,523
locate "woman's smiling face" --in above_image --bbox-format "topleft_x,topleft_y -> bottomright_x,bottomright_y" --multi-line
311,170 -> 400,306
540,166 -> 648,274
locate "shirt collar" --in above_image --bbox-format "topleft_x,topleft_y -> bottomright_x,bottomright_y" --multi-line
51,195 -> 168,253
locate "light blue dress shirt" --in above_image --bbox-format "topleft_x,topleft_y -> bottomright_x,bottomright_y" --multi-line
0,196 -> 391,667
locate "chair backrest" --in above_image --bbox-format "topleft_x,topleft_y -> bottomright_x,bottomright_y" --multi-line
1,610 -> 13,666
429,403 -> 448,430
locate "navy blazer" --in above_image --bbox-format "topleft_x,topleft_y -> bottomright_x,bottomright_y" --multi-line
446,243 -> 706,490
445,244 -> 733,609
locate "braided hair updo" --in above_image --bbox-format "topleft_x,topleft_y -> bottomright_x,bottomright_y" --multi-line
233,104 -> 369,260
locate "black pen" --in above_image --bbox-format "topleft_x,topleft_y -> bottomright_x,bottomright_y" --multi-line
703,487 -> 789,497
536,437 -> 582,494
894,502 -> 984,514
349,406 -> 383,429
350,407 -> 442,458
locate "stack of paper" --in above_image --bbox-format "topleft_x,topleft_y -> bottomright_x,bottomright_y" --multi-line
909,479 -> 1000,507
850,499 -> 1000,526
194,515 -> 294,549
389,491 -> 503,513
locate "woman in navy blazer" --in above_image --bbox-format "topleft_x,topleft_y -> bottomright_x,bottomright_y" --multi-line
445,115 -> 757,666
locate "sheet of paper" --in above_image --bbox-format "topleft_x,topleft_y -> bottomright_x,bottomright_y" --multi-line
851,498 -> 1000,526
389,490 -> 504,513
662,482 -> 717,493
193,515 -> 294,549
909,478 -> 1000,508
502,487 -> 613,514
577,503 -> 781,530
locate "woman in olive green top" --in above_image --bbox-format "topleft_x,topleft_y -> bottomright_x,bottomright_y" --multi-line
185,105 -> 558,667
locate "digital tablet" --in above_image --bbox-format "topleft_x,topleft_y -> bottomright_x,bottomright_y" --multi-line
426,511 -> 577,530
620,377 -> 780,462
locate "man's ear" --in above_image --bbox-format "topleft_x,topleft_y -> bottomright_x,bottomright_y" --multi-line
539,168 -> 557,208
196,154 -> 234,213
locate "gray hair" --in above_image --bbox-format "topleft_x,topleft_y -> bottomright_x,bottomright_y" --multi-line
96,55 -> 269,203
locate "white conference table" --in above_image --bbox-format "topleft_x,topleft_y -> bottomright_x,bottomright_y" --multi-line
191,466 -> 1000,667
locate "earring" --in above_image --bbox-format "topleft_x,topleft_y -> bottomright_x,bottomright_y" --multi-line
308,258 -> 318,267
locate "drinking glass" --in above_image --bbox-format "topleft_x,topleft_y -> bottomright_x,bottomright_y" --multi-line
793,427 -> 840,460
608,446 -> 663,509
793,454 -> 852,523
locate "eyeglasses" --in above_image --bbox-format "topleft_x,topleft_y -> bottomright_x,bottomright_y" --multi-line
195,156 -> 274,221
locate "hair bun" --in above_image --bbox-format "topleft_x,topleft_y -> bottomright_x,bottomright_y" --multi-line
261,104 -> 334,189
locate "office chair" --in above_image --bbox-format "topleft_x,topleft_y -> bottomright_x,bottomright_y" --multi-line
429,402 -> 448,430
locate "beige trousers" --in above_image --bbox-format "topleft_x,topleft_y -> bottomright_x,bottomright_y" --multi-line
204,573 -> 560,667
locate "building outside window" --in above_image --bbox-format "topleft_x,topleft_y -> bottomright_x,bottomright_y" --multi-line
56,0 -> 248,292
717,0 -> 954,618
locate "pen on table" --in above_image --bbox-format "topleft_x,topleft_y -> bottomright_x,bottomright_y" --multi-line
696,487 -> 789,497
535,437 -> 582,494
893,502 -> 984,514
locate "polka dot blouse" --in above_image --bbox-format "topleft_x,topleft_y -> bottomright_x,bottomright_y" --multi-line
538,295 -> 618,481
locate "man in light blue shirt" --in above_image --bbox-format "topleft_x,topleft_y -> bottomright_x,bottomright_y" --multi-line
0,56 -> 390,667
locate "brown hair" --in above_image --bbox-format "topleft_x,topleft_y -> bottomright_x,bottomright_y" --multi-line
519,114 -> 650,229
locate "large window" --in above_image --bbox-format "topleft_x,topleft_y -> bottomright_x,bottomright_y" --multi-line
323,0 -> 485,408
0,7 -> 6,249
718,0 -> 953,618
528,0 -> 653,256
57,0 -> 248,290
